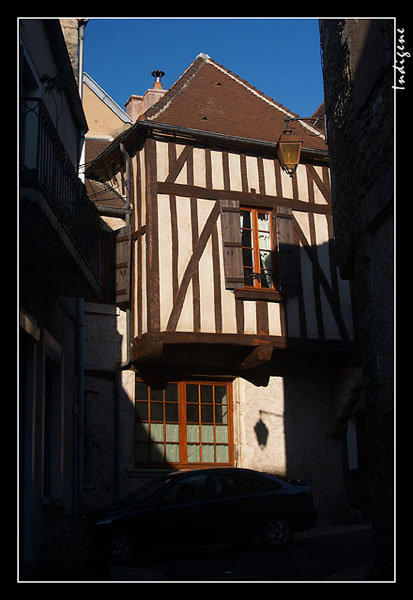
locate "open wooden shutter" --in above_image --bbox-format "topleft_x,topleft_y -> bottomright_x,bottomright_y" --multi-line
114,225 -> 131,306
274,207 -> 299,295
220,199 -> 244,290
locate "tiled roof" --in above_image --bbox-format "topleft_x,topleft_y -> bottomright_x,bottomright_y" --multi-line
140,54 -> 326,151
86,55 -> 327,182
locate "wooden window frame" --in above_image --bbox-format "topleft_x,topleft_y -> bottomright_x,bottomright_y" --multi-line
240,206 -> 275,291
135,379 -> 234,469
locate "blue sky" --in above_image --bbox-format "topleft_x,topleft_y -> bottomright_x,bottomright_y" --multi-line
83,18 -> 325,118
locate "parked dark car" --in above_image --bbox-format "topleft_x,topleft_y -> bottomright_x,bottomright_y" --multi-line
93,468 -> 317,562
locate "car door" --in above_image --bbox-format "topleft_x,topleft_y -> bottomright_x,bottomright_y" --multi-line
210,470 -> 267,541
155,471 -> 217,547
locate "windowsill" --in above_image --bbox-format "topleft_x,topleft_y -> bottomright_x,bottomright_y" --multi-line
235,288 -> 285,302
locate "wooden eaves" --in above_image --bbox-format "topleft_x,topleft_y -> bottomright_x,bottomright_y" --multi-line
85,120 -> 329,183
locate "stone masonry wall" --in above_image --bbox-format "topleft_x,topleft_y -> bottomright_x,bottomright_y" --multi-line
319,18 -> 394,577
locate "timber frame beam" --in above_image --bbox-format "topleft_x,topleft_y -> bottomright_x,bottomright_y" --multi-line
236,345 -> 273,370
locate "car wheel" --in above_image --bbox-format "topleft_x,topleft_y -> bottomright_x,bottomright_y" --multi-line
260,517 -> 293,549
111,529 -> 135,564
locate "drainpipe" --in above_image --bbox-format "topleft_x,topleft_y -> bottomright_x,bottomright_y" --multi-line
119,142 -> 130,226
114,303 -> 131,503
75,17 -> 88,509
77,18 -> 88,182
113,141 -> 131,502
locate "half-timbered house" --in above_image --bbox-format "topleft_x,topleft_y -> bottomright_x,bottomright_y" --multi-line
84,54 -> 362,524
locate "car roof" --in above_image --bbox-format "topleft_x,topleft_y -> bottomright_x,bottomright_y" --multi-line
169,467 -> 307,486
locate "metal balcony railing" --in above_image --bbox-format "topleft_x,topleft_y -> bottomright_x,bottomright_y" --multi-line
20,97 -> 101,283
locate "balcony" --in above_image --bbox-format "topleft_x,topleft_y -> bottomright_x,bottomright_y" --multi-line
20,98 -> 101,298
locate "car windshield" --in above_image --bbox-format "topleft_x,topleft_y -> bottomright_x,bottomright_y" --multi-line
119,476 -> 172,505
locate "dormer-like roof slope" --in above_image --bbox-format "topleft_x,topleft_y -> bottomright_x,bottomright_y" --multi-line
141,53 -> 326,151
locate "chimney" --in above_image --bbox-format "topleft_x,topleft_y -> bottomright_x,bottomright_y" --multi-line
125,70 -> 168,123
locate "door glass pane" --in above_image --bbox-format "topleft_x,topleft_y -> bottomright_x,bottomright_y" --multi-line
241,228 -> 251,247
201,404 -> 214,422
151,403 -> 163,421
186,384 -> 199,403
165,423 -> 179,442
215,425 -> 228,443
258,231 -> 271,250
150,443 -> 165,462
201,385 -> 213,404
244,268 -> 254,286
215,404 -> 228,424
242,248 -> 253,267
187,445 -> 200,462
202,444 -> 215,462
260,270 -> 273,288
186,424 -> 199,443
201,424 -> 214,442
165,444 -> 179,463
240,210 -> 251,228
151,423 -> 164,441
187,404 -> 199,423
165,384 -> 178,402
165,403 -> 178,422
216,446 -> 229,463
257,212 -> 270,231
215,387 -> 227,404
259,249 -> 272,269
150,388 -> 163,401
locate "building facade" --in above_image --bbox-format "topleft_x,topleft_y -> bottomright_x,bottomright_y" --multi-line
83,54 -> 362,525
319,18 -> 394,578
19,19 -> 101,577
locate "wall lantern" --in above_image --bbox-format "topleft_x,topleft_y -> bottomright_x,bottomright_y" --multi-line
276,127 -> 303,177
277,115 -> 325,177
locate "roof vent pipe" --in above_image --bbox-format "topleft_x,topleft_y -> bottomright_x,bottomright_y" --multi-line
151,70 -> 165,89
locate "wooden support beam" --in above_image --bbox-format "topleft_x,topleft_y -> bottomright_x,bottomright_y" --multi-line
237,345 -> 273,371
132,339 -> 164,362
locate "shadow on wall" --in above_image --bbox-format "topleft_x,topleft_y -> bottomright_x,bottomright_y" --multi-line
254,415 -> 269,448
249,357 -> 364,525
83,306 -> 168,509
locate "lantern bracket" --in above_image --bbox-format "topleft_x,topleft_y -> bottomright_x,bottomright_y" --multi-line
283,115 -> 326,137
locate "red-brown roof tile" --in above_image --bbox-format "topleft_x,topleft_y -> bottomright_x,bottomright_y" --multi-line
141,54 -> 326,151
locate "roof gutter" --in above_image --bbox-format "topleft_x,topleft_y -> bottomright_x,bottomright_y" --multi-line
137,120 -> 328,159
142,120 -> 329,163
86,119 -> 328,182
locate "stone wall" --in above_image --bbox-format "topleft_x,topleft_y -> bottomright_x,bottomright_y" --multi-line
59,19 -> 79,83
319,18 -> 394,577
236,365 -> 353,525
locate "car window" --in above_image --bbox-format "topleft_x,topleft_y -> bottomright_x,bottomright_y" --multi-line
119,476 -> 171,504
213,471 -> 263,498
249,472 -> 282,491
161,472 -> 209,505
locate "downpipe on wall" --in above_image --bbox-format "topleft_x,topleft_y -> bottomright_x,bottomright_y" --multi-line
73,18 -> 88,511
113,142 -> 131,503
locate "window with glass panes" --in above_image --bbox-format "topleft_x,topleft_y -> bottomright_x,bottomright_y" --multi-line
135,380 -> 233,467
240,207 -> 274,288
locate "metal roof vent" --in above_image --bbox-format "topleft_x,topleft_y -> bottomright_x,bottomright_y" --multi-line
151,70 -> 165,89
